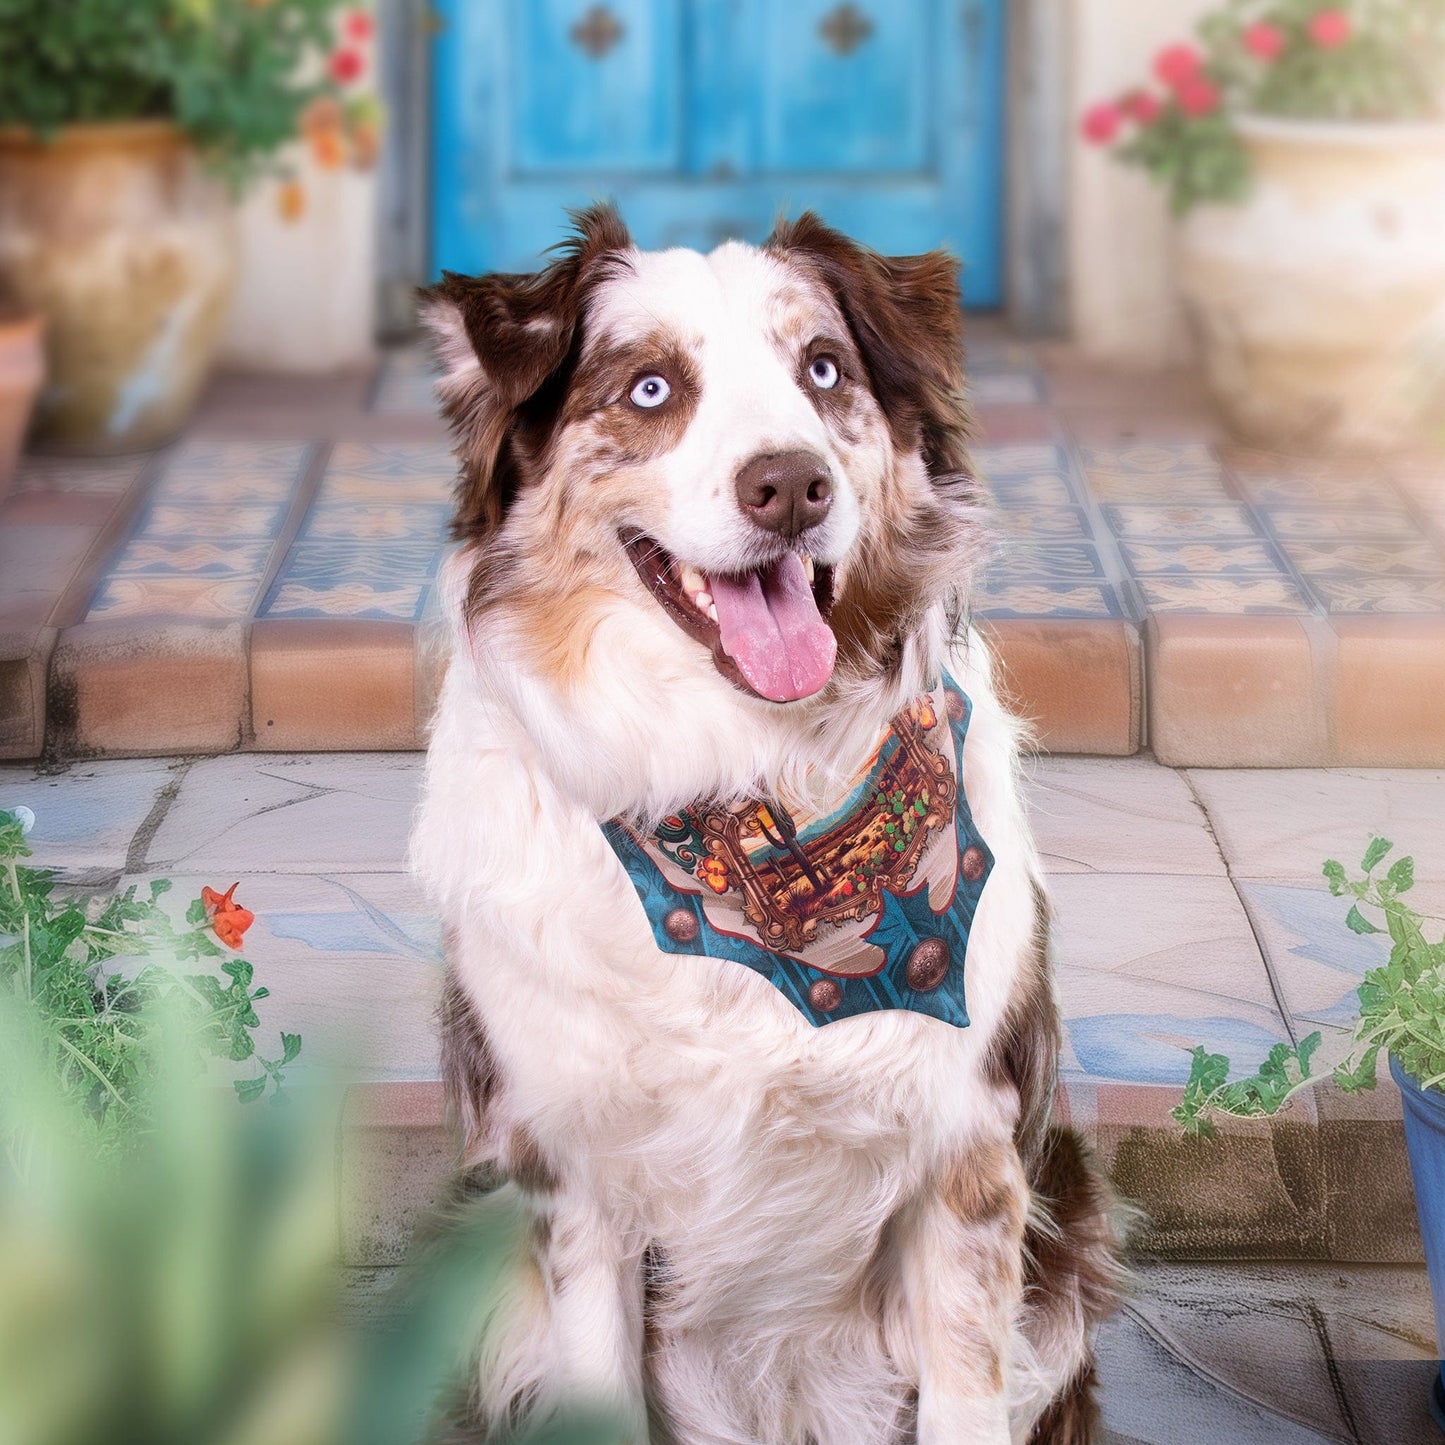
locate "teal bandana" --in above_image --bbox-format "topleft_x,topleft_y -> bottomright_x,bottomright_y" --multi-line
601,672 -> 992,1028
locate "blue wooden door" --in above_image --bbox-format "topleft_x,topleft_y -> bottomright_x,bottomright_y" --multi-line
431,0 -> 1004,305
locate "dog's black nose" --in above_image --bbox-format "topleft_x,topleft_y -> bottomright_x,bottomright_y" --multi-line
734,451 -> 833,540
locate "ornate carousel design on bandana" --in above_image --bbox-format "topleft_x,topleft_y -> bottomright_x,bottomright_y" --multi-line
602,673 -> 993,1028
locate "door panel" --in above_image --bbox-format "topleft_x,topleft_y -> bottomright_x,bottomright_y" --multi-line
509,0 -> 683,174
748,0 -> 930,175
432,0 -> 1004,306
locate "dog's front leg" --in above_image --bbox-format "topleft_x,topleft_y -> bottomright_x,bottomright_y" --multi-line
899,1140 -> 1030,1445
540,1191 -> 648,1436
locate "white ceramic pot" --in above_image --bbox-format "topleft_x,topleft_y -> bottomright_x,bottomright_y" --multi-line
219,147 -> 377,374
1176,115 -> 1445,452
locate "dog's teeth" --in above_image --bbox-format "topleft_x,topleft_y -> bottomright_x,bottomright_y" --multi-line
803,555 -> 815,582
694,590 -> 712,612
708,603 -> 718,623
680,565 -> 706,596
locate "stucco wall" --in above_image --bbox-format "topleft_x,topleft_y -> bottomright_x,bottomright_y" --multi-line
1067,0 -> 1218,364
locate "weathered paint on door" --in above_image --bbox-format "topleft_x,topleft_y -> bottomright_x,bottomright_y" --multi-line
432,0 -> 1004,304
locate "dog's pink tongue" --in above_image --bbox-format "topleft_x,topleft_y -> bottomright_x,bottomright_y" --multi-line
708,553 -> 836,702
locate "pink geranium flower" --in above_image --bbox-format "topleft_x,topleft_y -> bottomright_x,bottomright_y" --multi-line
1123,90 -> 1164,125
1308,9 -> 1352,48
1081,101 -> 1124,145
1155,44 -> 1204,88
1243,21 -> 1287,61
1176,77 -> 1222,118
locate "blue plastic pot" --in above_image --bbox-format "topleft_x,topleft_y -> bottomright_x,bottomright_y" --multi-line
1391,1054 -> 1445,1432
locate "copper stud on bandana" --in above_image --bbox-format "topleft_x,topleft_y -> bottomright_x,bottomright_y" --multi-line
961,846 -> 986,882
664,908 -> 700,943
905,937 -> 950,992
808,977 -> 843,1012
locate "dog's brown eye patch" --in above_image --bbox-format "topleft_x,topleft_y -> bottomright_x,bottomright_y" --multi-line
566,328 -> 701,462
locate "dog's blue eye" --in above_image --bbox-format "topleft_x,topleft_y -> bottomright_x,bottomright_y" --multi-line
630,375 -> 671,409
809,356 -> 840,390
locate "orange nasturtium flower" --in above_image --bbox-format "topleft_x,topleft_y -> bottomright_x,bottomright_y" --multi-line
277,178 -> 306,222
202,882 -> 255,950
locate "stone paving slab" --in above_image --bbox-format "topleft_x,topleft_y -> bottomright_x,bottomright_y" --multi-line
340,1256 -> 1438,1444
1,344 -> 1441,764
3,750 -> 1434,1264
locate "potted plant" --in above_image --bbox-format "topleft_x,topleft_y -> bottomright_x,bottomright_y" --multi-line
1081,1 -> 1445,451
0,306 -> 43,498
1176,837 -> 1445,1430
0,2 -> 378,454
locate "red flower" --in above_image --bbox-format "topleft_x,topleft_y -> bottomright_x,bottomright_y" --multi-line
344,10 -> 373,41
329,47 -> 365,84
1307,9 -> 1352,48
1243,21 -> 1287,60
1176,77 -> 1222,118
202,882 -> 255,951
1122,90 -> 1164,125
1080,101 -> 1123,145
1154,43 -> 1204,88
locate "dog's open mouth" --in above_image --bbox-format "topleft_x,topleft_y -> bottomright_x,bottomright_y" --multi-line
621,529 -> 837,703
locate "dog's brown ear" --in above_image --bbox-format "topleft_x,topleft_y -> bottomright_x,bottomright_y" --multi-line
418,203 -> 633,541
766,212 -> 970,484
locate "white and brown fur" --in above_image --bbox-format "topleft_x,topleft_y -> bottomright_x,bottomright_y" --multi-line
411,206 -> 1126,1444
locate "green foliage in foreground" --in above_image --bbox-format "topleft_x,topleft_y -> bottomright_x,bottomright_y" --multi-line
1175,837 -> 1445,1137
0,807 -> 296,1159
0,0 -> 344,180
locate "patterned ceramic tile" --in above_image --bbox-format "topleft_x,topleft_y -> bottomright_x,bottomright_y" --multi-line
259,541 -> 442,621
87,575 -> 271,620
108,539 -> 276,578
1119,539 -> 1290,576
1082,442 -> 1228,502
1230,470 -> 1386,507
1307,575 -> 1445,613
82,442 -> 312,621
991,505 -> 1094,540
133,500 -> 291,540
327,442 -> 455,478
299,502 -> 452,543
993,542 -> 1108,580
315,471 -> 454,505
1133,574 -> 1313,614
1279,540 -> 1445,577
974,579 -> 1127,619
1102,502 -> 1260,541
973,442 -> 1074,478
985,473 -> 1079,508
164,439 -> 310,475
156,469 -> 300,502
1260,505 -> 1421,541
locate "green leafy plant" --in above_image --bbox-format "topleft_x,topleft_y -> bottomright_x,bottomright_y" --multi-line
1081,0 -> 1445,213
0,805 -> 298,1158
1175,836 -> 1445,1137
0,0 -> 379,182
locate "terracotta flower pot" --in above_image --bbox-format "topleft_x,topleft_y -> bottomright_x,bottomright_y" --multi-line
1176,116 -> 1445,453
0,121 -> 238,454
0,310 -> 43,498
